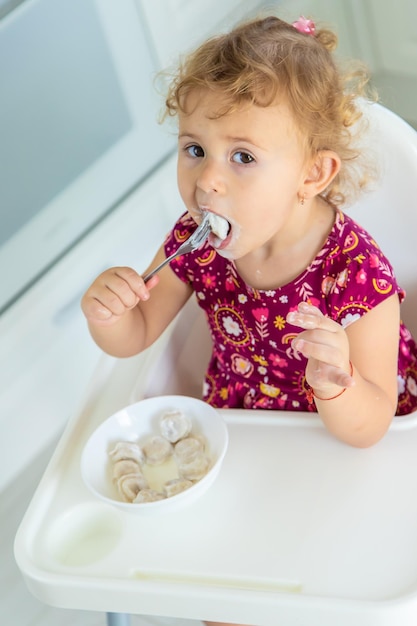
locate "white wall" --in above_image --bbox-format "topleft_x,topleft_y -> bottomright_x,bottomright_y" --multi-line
276,0 -> 417,128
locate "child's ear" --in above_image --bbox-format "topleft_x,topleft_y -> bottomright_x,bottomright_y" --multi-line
303,150 -> 341,197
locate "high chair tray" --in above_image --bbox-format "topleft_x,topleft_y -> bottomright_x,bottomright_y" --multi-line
14,344 -> 417,626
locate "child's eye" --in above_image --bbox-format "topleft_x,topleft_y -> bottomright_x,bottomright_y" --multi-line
185,144 -> 204,158
232,151 -> 255,165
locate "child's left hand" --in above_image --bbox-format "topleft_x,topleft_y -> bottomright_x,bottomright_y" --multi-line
286,302 -> 355,397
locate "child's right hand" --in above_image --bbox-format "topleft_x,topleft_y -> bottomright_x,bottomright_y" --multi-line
81,267 -> 158,327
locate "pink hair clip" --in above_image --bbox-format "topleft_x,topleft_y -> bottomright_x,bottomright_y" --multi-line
292,15 -> 315,36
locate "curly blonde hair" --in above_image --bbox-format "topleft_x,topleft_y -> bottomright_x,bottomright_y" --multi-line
164,15 -> 377,207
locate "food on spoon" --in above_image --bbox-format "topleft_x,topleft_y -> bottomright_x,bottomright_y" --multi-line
142,435 -> 173,465
208,212 -> 229,240
159,409 -> 192,443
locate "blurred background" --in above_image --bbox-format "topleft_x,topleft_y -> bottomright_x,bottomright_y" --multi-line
1,1 -> 416,624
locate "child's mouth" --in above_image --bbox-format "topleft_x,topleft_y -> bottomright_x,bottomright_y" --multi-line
207,213 -> 231,249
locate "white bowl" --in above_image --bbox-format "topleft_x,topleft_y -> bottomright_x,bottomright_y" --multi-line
81,395 -> 228,514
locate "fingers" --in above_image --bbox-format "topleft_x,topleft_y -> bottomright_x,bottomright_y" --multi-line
81,267 -> 159,325
286,301 -> 333,331
287,302 -> 354,390
290,334 -> 346,369
287,302 -> 342,364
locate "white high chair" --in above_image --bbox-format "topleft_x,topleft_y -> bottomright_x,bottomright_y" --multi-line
349,102 -> 417,338
14,104 -> 417,626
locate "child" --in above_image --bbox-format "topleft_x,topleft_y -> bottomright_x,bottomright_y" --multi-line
82,13 -> 417,626
82,16 -> 417,622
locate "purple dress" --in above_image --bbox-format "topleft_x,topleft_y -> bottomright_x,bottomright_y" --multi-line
164,211 -> 417,415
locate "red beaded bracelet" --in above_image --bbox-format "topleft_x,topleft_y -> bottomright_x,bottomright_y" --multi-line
306,361 -> 353,405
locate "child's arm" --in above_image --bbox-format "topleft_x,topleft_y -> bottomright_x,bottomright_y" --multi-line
81,245 -> 192,357
287,296 -> 400,447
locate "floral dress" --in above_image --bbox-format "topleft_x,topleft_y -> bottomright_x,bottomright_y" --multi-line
164,211 -> 417,415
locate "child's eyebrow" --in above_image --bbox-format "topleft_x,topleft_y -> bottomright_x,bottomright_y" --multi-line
178,131 -> 202,142
178,131 -> 267,151
225,135 -> 268,150
225,134 -> 258,145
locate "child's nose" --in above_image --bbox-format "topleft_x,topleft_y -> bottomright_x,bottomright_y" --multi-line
196,160 -> 225,194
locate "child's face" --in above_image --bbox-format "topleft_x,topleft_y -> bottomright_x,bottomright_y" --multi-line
177,90 -> 312,260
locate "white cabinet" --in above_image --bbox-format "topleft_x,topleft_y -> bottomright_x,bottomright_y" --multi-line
136,0 -> 269,68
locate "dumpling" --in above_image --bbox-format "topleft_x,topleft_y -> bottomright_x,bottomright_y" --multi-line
143,435 -> 173,465
109,441 -> 145,465
163,477 -> 193,497
133,489 -> 165,503
174,436 -> 205,463
117,472 -> 149,502
112,459 -> 142,482
159,409 -> 192,443
178,453 -> 210,481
